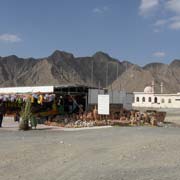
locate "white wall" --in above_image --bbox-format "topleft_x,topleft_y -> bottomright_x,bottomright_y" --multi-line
133,92 -> 180,108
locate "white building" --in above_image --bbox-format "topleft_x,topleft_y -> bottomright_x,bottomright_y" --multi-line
133,82 -> 180,109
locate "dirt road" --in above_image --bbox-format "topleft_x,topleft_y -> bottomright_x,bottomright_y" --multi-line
1,124 -> 180,180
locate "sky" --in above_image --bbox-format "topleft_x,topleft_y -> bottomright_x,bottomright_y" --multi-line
0,0 -> 180,65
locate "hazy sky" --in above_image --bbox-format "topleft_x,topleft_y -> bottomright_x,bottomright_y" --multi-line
0,0 -> 180,65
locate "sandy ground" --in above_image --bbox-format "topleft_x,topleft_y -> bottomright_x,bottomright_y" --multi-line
0,112 -> 180,180
164,109 -> 180,125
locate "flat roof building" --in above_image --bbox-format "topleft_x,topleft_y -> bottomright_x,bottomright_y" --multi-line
133,82 -> 180,109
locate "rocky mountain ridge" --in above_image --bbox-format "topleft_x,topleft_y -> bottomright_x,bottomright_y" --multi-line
0,50 -> 180,93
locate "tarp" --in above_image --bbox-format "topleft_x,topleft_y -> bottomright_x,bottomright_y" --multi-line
0,86 -> 54,94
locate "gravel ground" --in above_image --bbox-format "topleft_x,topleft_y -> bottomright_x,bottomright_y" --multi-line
165,109 -> 180,125
1,121 -> 180,180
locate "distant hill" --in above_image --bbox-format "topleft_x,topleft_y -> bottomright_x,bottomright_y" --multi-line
0,50 -> 180,93
111,60 -> 180,93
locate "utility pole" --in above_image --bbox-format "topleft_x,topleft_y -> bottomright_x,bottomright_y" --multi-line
91,60 -> 94,87
60,67 -> 63,79
116,63 -> 119,80
123,62 -> 128,92
98,81 -> 101,94
106,62 -> 109,88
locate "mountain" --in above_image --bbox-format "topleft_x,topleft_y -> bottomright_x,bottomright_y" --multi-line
110,65 -> 154,92
111,60 -> 180,93
0,50 -> 180,93
0,50 -> 130,88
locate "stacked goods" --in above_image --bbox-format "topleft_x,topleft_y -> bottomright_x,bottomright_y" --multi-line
156,112 -> 166,123
44,107 -> 167,128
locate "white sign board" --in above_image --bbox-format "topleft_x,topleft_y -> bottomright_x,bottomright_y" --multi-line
98,95 -> 110,115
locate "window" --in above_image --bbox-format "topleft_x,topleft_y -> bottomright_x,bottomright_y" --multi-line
161,98 -> 165,103
142,97 -> 145,102
148,97 -> 152,102
168,99 -> 172,103
154,97 -> 158,103
136,97 -> 139,102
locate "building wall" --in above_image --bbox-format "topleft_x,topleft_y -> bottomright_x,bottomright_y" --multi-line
88,89 -> 104,104
133,93 -> 180,109
124,93 -> 134,110
88,89 -> 133,110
